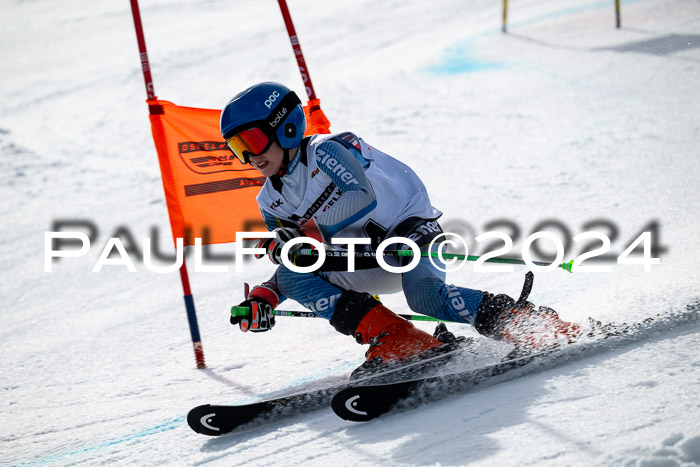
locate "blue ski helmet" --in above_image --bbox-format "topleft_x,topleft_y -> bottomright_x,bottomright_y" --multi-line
220,82 -> 306,162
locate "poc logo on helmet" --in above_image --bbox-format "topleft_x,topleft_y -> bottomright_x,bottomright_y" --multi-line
264,91 -> 280,109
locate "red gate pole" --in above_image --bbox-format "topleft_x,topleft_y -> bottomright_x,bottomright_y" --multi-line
129,0 -> 206,369
130,0 -> 156,100
277,0 -> 331,134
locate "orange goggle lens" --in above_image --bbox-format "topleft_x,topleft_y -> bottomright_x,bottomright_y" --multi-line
225,127 -> 272,163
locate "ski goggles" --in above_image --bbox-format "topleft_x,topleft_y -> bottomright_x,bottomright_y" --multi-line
223,91 -> 302,164
225,127 -> 274,164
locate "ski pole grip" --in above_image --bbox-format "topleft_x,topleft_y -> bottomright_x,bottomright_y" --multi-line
232,305 -> 280,318
231,306 -> 250,318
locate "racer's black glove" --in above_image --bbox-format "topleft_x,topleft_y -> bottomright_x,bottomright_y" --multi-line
255,227 -> 304,265
255,219 -> 325,265
231,297 -> 275,332
230,283 -> 280,332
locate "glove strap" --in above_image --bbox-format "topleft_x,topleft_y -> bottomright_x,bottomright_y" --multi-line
249,282 -> 281,308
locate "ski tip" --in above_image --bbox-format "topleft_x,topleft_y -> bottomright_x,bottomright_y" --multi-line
187,404 -> 225,436
331,388 -> 378,422
331,382 -> 418,422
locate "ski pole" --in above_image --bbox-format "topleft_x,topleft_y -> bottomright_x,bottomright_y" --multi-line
294,248 -> 575,273
231,305 -> 454,324
234,283 -> 455,324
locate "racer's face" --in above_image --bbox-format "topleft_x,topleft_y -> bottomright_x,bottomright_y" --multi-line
249,140 -> 285,177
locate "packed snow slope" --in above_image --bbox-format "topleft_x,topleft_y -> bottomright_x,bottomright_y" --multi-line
2,0 -> 700,465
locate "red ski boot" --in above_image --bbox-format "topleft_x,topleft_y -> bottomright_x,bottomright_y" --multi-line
475,272 -> 581,354
357,304 -> 443,360
351,304 -> 450,379
328,290 -> 462,379
499,302 -> 581,351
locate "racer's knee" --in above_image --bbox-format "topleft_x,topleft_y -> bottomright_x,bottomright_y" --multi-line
403,275 -> 446,315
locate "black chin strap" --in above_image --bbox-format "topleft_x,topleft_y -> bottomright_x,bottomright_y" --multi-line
280,148 -> 291,176
270,147 -> 291,192
269,138 -> 309,192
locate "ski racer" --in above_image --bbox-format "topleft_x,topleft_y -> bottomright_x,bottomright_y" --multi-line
220,82 -> 581,375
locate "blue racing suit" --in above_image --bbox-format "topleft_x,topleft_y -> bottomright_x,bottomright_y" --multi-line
254,132 -> 484,331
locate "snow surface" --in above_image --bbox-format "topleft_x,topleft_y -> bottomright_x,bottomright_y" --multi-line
2,0 -> 700,465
